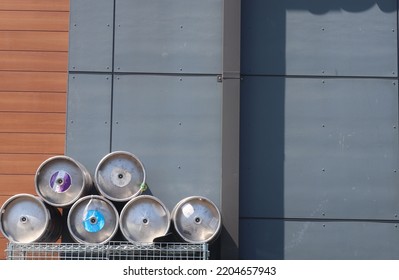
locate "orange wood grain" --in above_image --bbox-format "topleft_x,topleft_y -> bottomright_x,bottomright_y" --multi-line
0,92 -> 66,113
0,196 -> 10,259
0,195 -> 7,206
0,72 -> 67,92
0,175 -> 36,195
0,133 -> 65,154
0,195 -> 10,263
0,51 -> 68,72
0,194 -> 7,259
0,154 -> 58,175
0,11 -> 69,31
0,31 -> 68,51
0,3 -> 69,259
0,0 -> 69,12
0,112 -> 65,134
0,197 -> 7,260
0,237 -> 7,260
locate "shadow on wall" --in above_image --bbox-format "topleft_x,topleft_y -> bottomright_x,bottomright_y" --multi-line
239,0 -> 397,260
290,0 -> 395,14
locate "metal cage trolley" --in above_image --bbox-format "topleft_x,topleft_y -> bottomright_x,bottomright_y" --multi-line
5,241 -> 209,260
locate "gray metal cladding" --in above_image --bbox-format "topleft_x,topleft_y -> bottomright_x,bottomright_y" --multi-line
114,0 -> 223,74
69,0 -> 114,72
65,0 -> 239,258
239,219 -> 399,260
240,0 -> 399,260
240,76 -> 399,220
111,74 -> 222,210
66,74 -> 112,175
283,78 -> 399,220
241,0 -> 397,76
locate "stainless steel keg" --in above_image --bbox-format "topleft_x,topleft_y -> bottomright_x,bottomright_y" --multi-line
0,194 -> 62,243
67,195 -> 119,244
172,196 -> 221,243
95,151 -> 146,202
119,195 -> 170,243
35,155 -> 93,207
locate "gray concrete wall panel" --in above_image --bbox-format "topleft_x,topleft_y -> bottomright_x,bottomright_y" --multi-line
111,74 -> 222,211
240,76 -> 399,220
240,219 -> 399,259
241,0 -> 397,77
69,0 -> 114,72
66,74 -> 112,175
114,0 -> 223,74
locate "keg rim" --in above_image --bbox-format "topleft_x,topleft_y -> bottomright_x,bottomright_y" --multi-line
35,155 -> 92,207
94,151 -> 146,202
119,195 -> 171,243
171,196 -> 222,243
0,193 -> 50,243
67,195 -> 119,244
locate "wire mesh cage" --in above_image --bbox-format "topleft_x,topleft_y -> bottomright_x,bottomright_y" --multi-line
5,241 -> 209,260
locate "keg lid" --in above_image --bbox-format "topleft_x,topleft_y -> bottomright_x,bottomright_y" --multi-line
95,151 -> 146,202
67,195 -> 119,244
120,195 -> 170,243
172,196 -> 221,243
0,194 -> 50,243
35,156 -> 92,207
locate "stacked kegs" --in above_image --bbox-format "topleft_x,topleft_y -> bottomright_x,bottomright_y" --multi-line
0,151 -> 222,245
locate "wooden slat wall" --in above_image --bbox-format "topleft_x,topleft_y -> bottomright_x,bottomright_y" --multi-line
0,112 -> 65,133
0,237 -> 6,259
0,196 -> 7,259
0,51 -> 68,72
0,11 -> 69,31
0,0 -> 69,259
0,92 -> 66,112
0,31 -> 68,51
0,154 -> 60,174
0,175 -> 38,194
0,72 -> 67,92
0,1 -> 69,11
